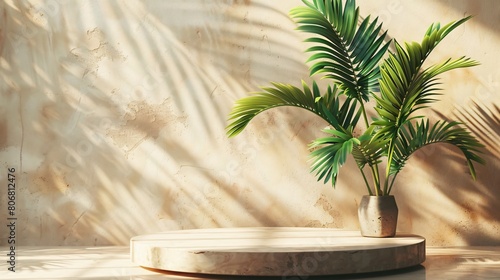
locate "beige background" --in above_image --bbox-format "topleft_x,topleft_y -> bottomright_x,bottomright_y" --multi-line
0,0 -> 498,246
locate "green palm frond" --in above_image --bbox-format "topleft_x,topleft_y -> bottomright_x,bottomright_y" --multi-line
226,81 -> 361,137
290,0 -> 390,102
372,17 -> 479,141
309,128 -> 360,186
389,119 -> 485,191
352,132 -> 387,169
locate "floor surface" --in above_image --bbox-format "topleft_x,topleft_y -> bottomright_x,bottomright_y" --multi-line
1,246 -> 500,279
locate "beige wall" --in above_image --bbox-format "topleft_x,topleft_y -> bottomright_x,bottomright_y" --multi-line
0,0 -> 498,246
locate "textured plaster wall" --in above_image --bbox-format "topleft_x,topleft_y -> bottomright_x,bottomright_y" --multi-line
0,0 -> 498,246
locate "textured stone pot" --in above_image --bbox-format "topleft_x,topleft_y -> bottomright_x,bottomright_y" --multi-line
358,195 -> 398,237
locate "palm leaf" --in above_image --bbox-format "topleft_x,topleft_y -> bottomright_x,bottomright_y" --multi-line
226,81 -> 360,137
373,17 -> 479,141
309,129 -> 360,186
352,131 -> 388,169
290,0 -> 390,102
390,120 -> 485,182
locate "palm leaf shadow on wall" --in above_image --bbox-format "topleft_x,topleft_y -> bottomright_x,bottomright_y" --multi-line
0,0 -> 308,245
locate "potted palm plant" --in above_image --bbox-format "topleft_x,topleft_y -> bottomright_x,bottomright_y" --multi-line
226,0 -> 484,237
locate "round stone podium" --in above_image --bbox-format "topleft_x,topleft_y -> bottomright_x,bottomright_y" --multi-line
130,227 -> 425,276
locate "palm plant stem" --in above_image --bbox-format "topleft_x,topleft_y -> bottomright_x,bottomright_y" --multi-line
370,163 -> 381,196
359,101 -> 382,196
359,100 -> 370,128
383,140 -> 397,195
372,167 -> 382,195
387,171 -> 398,194
359,167 -> 373,196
